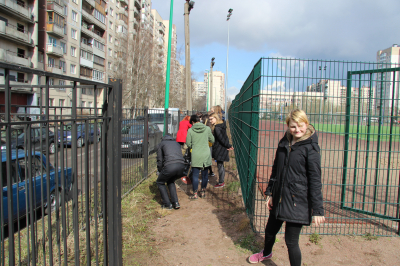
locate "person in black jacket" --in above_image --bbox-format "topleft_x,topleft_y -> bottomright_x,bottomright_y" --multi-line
209,113 -> 233,188
156,135 -> 186,210
249,109 -> 325,265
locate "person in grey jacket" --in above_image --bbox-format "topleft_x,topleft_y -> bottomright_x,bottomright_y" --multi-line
186,115 -> 215,199
156,135 -> 186,210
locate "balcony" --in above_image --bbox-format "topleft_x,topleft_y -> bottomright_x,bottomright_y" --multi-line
81,42 -> 93,52
46,64 -> 63,75
0,48 -> 30,67
46,43 -> 63,57
81,26 -> 94,37
47,22 -> 64,38
134,0 -> 140,10
0,76 -> 33,92
0,21 -> 33,46
83,0 -> 95,7
47,1 -> 64,17
119,0 -> 128,5
82,8 -> 105,30
0,0 -> 33,23
93,46 -> 105,59
80,57 -> 93,68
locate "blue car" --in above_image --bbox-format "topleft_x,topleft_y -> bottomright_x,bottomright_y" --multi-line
2,149 -> 72,225
58,123 -> 100,147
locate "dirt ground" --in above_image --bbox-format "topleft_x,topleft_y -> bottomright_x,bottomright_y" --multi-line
147,169 -> 400,266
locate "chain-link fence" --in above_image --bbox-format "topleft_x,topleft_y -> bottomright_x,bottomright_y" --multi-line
229,58 -> 400,236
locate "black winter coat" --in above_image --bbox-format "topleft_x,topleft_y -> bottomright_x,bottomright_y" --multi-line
264,125 -> 324,225
212,123 -> 232,162
157,135 -> 185,172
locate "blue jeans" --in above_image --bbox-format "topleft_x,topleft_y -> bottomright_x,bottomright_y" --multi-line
192,167 -> 209,192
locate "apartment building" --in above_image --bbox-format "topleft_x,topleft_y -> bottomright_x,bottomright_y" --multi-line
376,44 -> 400,115
204,70 -> 225,109
0,0 -> 39,112
193,81 -> 206,98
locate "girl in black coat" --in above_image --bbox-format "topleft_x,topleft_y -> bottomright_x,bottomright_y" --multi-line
249,109 -> 325,265
209,113 -> 233,188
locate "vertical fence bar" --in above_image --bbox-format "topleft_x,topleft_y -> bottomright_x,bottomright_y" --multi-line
144,107 -> 149,179
84,119 -> 91,265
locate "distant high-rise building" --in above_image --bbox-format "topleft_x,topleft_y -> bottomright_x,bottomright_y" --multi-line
376,44 -> 400,115
193,81 -> 206,98
204,70 -> 225,110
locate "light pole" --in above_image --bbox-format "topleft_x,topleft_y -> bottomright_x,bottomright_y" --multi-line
210,57 -> 215,108
164,0 -> 174,136
205,69 -> 210,111
225,8 -> 233,118
184,0 -> 195,111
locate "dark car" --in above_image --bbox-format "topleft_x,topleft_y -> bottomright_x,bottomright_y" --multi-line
58,123 -> 100,147
2,149 -> 73,224
1,125 -> 56,154
121,122 -> 163,157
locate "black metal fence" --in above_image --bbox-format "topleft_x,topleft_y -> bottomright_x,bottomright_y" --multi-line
0,62 -> 122,265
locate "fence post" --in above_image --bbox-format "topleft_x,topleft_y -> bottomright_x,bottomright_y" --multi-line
144,106 -> 149,178
107,78 -> 122,266
165,108 -> 169,135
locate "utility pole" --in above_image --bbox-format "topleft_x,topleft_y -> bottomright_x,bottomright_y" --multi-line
184,0 -> 195,111
210,57 -> 215,109
164,0 -> 174,136
225,8 -> 233,118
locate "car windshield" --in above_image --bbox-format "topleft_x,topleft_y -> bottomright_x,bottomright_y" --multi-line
125,125 -> 145,136
1,129 -> 24,139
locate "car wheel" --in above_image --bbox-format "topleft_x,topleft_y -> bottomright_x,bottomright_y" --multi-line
49,142 -> 56,154
77,138 -> 83,148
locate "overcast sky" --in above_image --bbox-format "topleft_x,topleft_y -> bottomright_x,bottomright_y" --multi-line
150,0 -> 400,101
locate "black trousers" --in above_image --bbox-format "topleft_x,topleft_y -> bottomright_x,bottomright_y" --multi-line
156,163 -> 185,206
263,214 -> 303,266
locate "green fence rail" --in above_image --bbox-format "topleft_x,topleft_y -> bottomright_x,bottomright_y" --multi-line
229,58 -> 400,236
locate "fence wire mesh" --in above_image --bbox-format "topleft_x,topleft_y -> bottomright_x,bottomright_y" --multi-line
229,58 -> 400,236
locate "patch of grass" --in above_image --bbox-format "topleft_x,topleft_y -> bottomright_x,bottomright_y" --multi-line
237,216 -> 250,232
226,181 -> 241,193
363,233 -> 378,241
235,233 -> 262,254
309,233 -> 322,245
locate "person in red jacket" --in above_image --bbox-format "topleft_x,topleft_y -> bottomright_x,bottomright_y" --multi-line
176,116 -> 192,146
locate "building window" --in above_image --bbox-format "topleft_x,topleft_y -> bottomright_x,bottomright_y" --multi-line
64,5 -> 68,16
81,101 -> 86,107
70,64 -> 76,74
59,80 -> 66,90
64,24 -> 67,35
109,34 -> 112,43
80,50 -> 93,60
60,61 -> 66,72
49,98 -> 54,106
49,78 -> 54,86
72,0 -> 77,3
93,55 -> 105,65
108,62 -> 111,70
72,11 -> 77,22
71,28 -> 77,39
93,70 -> 104,81
60,42 -> 67,53
80,66 -> 92,78
59,99 -> 65,106
108,48 -> 112,56
115,38 -> 119,46
71,46 -> 76,56
109,21 -> 113,29
17,23 -> 25,33
94,9 -> 106,24
82,88 -> 86,94
110,8 -> 113,16
17,48 -> 25,58
48,57 -> 55,67
93,39 -> 104,51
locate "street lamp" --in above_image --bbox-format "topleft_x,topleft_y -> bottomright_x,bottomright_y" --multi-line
205,69 -> 210,111
164,0 -> 174,136
210,58 -> 215,109
225,8 -> 233,118
184,0 -> 195,111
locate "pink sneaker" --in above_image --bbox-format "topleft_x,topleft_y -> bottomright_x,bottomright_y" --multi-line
214,182 -> 225,188
248,250 -> 272,264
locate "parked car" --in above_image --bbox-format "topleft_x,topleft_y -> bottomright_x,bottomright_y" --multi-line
2,149 -> 73,225
1,125 -> 56,154
58,123 -> 100,147
121,122 -> 163,157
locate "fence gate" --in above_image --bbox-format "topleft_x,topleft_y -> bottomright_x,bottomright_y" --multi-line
341,68 -> 400,229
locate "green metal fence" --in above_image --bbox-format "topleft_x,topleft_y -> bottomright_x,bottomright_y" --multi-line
229,58 -> 400,236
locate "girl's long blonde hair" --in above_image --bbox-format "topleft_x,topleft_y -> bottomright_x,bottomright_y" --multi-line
209,112 -> 223,133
